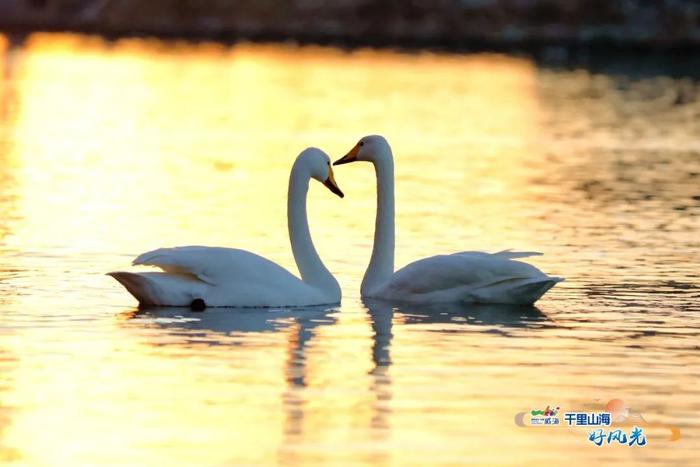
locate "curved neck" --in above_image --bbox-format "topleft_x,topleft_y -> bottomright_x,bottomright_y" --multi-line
288,168 -> 339,296
362,151 -> 395,296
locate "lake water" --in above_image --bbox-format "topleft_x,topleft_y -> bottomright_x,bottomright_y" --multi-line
0,33 -> 698,465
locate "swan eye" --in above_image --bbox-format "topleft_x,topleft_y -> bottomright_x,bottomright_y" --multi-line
359,141 -> 364,147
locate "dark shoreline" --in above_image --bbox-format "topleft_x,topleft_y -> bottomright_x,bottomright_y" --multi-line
3,23 -> 700,54
3,23 -> 700,80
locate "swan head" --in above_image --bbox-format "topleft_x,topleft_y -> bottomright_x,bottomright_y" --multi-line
333,135 -> 390,166
297,147 -> 344,198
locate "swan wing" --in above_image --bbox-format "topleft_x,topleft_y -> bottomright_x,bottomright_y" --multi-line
387,251 -> 548,295
133,246 -> 299,286
113,246 -> 331,307
452,249 -> 543,260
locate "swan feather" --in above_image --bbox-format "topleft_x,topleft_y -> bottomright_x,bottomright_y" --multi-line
132,246 -> 299,286
372,251 -> 562,304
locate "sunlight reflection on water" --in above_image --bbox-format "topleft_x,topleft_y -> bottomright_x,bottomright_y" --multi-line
0,33 -> 698,465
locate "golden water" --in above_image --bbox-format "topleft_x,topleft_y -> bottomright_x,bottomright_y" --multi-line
0,33 -> 698,465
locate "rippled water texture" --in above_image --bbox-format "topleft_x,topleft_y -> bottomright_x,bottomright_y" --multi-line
0,34 -> 698,465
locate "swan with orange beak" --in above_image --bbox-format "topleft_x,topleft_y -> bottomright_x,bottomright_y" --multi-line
334,135 -> 562,304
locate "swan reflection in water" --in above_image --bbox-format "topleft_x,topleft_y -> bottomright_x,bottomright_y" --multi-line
120,305 -> 337,387
363,299 -> 550,429
120,301 -> 549,437
121,304 -> 339,438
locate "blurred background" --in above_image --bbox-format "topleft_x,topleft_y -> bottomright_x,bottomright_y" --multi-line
1,0 -> 700,48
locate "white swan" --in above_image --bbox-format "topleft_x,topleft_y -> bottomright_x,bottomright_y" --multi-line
334,135 -> 562,305
108,148 -> 344,308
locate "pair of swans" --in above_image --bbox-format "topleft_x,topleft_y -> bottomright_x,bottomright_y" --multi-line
109,136 -> 562,308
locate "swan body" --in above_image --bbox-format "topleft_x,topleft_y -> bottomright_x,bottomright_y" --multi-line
109,148 -> 344,308
367,250 -> 560,305
109,246 -> 334,307
334,135 -> 562,305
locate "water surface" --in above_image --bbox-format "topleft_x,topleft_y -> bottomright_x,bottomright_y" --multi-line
0,33 -> 698,465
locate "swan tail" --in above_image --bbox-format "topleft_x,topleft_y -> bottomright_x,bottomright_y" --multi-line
108,272 -> 160,306
107,271 -> 206,307
510,277 -> 563,305
469,276 -> 563,305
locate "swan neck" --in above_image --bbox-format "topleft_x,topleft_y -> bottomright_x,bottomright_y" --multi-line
288,167 -> 339,296
362,151 -> 395,296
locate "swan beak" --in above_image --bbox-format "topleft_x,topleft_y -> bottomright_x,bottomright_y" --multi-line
323,165 -> 344,198
333,144 -> 359,166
